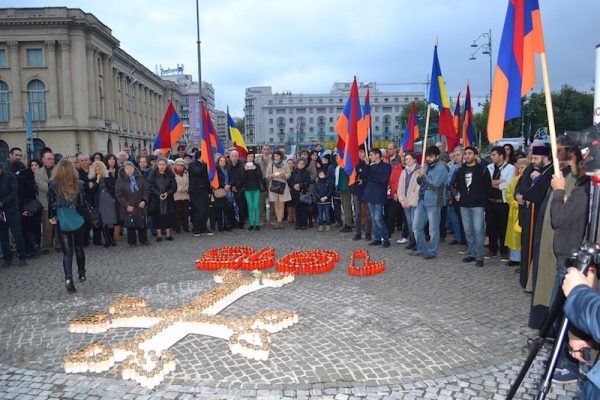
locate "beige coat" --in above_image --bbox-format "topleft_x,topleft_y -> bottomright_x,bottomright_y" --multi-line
397,164 -> 420,208
34,167 -> 52,208
174,171 -> 190,201
266,160 -> 291,202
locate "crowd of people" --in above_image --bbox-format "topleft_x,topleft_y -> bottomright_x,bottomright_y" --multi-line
0,135 -> 599,392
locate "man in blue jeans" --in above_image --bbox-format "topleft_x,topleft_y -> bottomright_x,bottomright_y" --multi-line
0,162 -> 28,268
412,146 -> 448,259
453,146 -> 490,267
363,149 -> 392,248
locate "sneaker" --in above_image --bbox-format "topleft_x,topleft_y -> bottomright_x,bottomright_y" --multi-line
462,256 -> 476,263
318,225 -> 324,232
325,225 -> 330,232
475,260 -> 484,267
500,253 -> 509,262
382,241 -> 391,248
396,237 -> 408,244
369,240 -> 382,246
552,368 -> 579,384
201,231 -> 215,236
484,251 -> 497,259
352,234 -> 362,241
458,247 -> 467,255
248,226 -> 254,231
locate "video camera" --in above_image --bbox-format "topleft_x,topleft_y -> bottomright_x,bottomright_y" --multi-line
564,123 -> 600,174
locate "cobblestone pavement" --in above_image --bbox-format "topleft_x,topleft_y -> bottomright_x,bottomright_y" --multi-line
0,224 -> 581,399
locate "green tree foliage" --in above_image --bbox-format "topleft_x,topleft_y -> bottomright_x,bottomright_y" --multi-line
473,85 -> 593,143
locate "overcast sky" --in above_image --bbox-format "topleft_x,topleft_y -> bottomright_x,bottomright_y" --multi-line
9,0 -> 600,117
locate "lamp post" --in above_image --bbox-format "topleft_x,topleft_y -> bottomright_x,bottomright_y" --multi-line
469,29 -> 493,101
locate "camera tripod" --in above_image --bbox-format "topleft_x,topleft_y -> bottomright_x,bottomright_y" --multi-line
506,174 -> 600,399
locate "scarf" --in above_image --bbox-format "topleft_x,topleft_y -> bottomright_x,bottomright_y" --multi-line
129,175 -> 138,193
174,167 -> 185,177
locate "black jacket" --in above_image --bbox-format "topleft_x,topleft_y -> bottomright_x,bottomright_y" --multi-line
454,163 -> 491,208
0,170 -> 20,214
349,160 -> 370,196
187,159 -> 210,194
242,163 -> 263,191
228,161 -> 245,194
16,168 -> 38,212
313,177 -> 334,203
48,180 -> 87,220
148,170 -> 177,216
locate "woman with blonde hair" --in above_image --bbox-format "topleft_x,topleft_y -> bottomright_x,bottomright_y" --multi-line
89,160 -> 118,247
505,157 -> 530,269
266,150 -> 291,229
48,159 -> 88,293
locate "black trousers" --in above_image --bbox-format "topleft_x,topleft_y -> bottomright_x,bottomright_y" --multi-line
486,201 -> 509,254
190,192 -> 209,233
174,199 -> 190,232
233,192 -> 246,228
384,199 -> 403,237
127,227 -> 148,245
57,226 -> 85,280
295,203 -> 309,228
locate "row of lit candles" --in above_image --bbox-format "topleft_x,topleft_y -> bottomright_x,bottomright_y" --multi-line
348,249 -> 385,276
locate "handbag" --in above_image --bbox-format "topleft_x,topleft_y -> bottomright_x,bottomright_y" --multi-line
24,198 -> 43,216
56,206 -> 85,232
123,213 -> 146,229
269,180 -> 286,195
87,206 -> 103,229
213,188 -> 227,198
299,191 -> 314,205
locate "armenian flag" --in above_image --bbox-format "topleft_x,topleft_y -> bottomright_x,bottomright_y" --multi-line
462,85 -> 475,147
227,109 -> 247,158
153,100 -> 185,156
358,88 -> 372,151
401,102 -> 420,153
200,101 -> 218,188
207,112 -> 225,155
487,0 -> 545,143
429,46 -> 458,151
453,92 -> 461,138
335,77 -> 362,184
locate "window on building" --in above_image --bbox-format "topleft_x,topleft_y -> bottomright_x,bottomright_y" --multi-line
268,100 -> 273,105
316,107 -> 326,113
269,109 -> 273,114
289,118 -> 294,123
395,98 -> 399,102
374,98 -> 379,103
0,139 -> 8,162
384,98 -> 389,103
269,118 -> 273,124
309,99 -> 313,103
269,138 -> 274,143
337,107 -> 343,113
329,117 -> 333,123
318,99 -> 323,103
309,127 -> 314,133
395,106 -> 400,112
383,106 -> 392,112
33,138 -> 45,160
269,128 -> 273,133
329,127 -> 334,132
27,79 -> 46,121
404,97 -> 409,101
26,48 -> 43,67
0,49 -> 6,67
0,81 -> 9,122
276,108 -> 286,114
278,99 -> 283,104
309,117 -> 314,123
375,126 -> 380,131
375,116 -> 380,122
297,108 -> 306,113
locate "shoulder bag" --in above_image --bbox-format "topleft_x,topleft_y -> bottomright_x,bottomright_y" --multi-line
269,164 -> 286,194
56,206 -> 85,232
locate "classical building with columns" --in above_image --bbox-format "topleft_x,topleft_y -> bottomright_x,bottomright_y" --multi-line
0,7 -> 183,161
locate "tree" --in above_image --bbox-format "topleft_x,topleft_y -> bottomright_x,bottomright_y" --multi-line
399,100 -> 439,137
234,117 -> 245,135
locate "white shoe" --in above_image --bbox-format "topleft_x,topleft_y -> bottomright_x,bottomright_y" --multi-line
396,238 -> 408,244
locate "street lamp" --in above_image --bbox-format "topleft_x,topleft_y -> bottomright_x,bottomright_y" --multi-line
469,29 -> 493,101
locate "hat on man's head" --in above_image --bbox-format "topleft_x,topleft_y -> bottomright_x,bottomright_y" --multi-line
532,145 -> 551,157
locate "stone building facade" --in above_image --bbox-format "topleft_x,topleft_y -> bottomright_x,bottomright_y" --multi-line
0,7 -> 182,161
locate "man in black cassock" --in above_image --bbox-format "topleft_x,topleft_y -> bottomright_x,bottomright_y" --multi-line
514,144 -> 553,289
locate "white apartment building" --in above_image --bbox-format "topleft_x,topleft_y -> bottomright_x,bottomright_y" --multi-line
244,82 -> 425,149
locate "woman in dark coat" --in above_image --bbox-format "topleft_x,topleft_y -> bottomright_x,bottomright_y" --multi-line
289,157 -> 312,230
241,153 -> 263,231
148,158 -> 177,241
214,156 -> 235,231
115,161 -> 149,246
89,160 -> 117,247
13,160 -> 42,257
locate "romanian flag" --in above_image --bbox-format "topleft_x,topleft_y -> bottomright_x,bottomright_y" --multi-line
453,92 -> 461,138
335,77 -> 362,184
153,100 -> 185,156
200,102 -> 218,189
401,102 -> 420,153
227,110 -> 247,159
429,46 -> 458,152
487,0 -> 545,143
462,85 -> 475,147
358,88 -> 373,151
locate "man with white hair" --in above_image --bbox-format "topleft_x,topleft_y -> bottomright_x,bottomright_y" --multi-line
228,150 -> 247,228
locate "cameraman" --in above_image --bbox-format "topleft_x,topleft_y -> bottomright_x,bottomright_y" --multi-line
562,267 -> 600,398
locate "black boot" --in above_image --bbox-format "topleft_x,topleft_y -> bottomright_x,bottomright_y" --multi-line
102,227 -> 111,248
65,279 -> 77,293
109,227 -> 117,246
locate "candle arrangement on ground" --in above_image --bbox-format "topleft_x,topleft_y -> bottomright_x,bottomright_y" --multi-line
347,249 -> 385,277
64,269 -> 297,389
276,249 -> 340,275
195,246 -> 275,271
